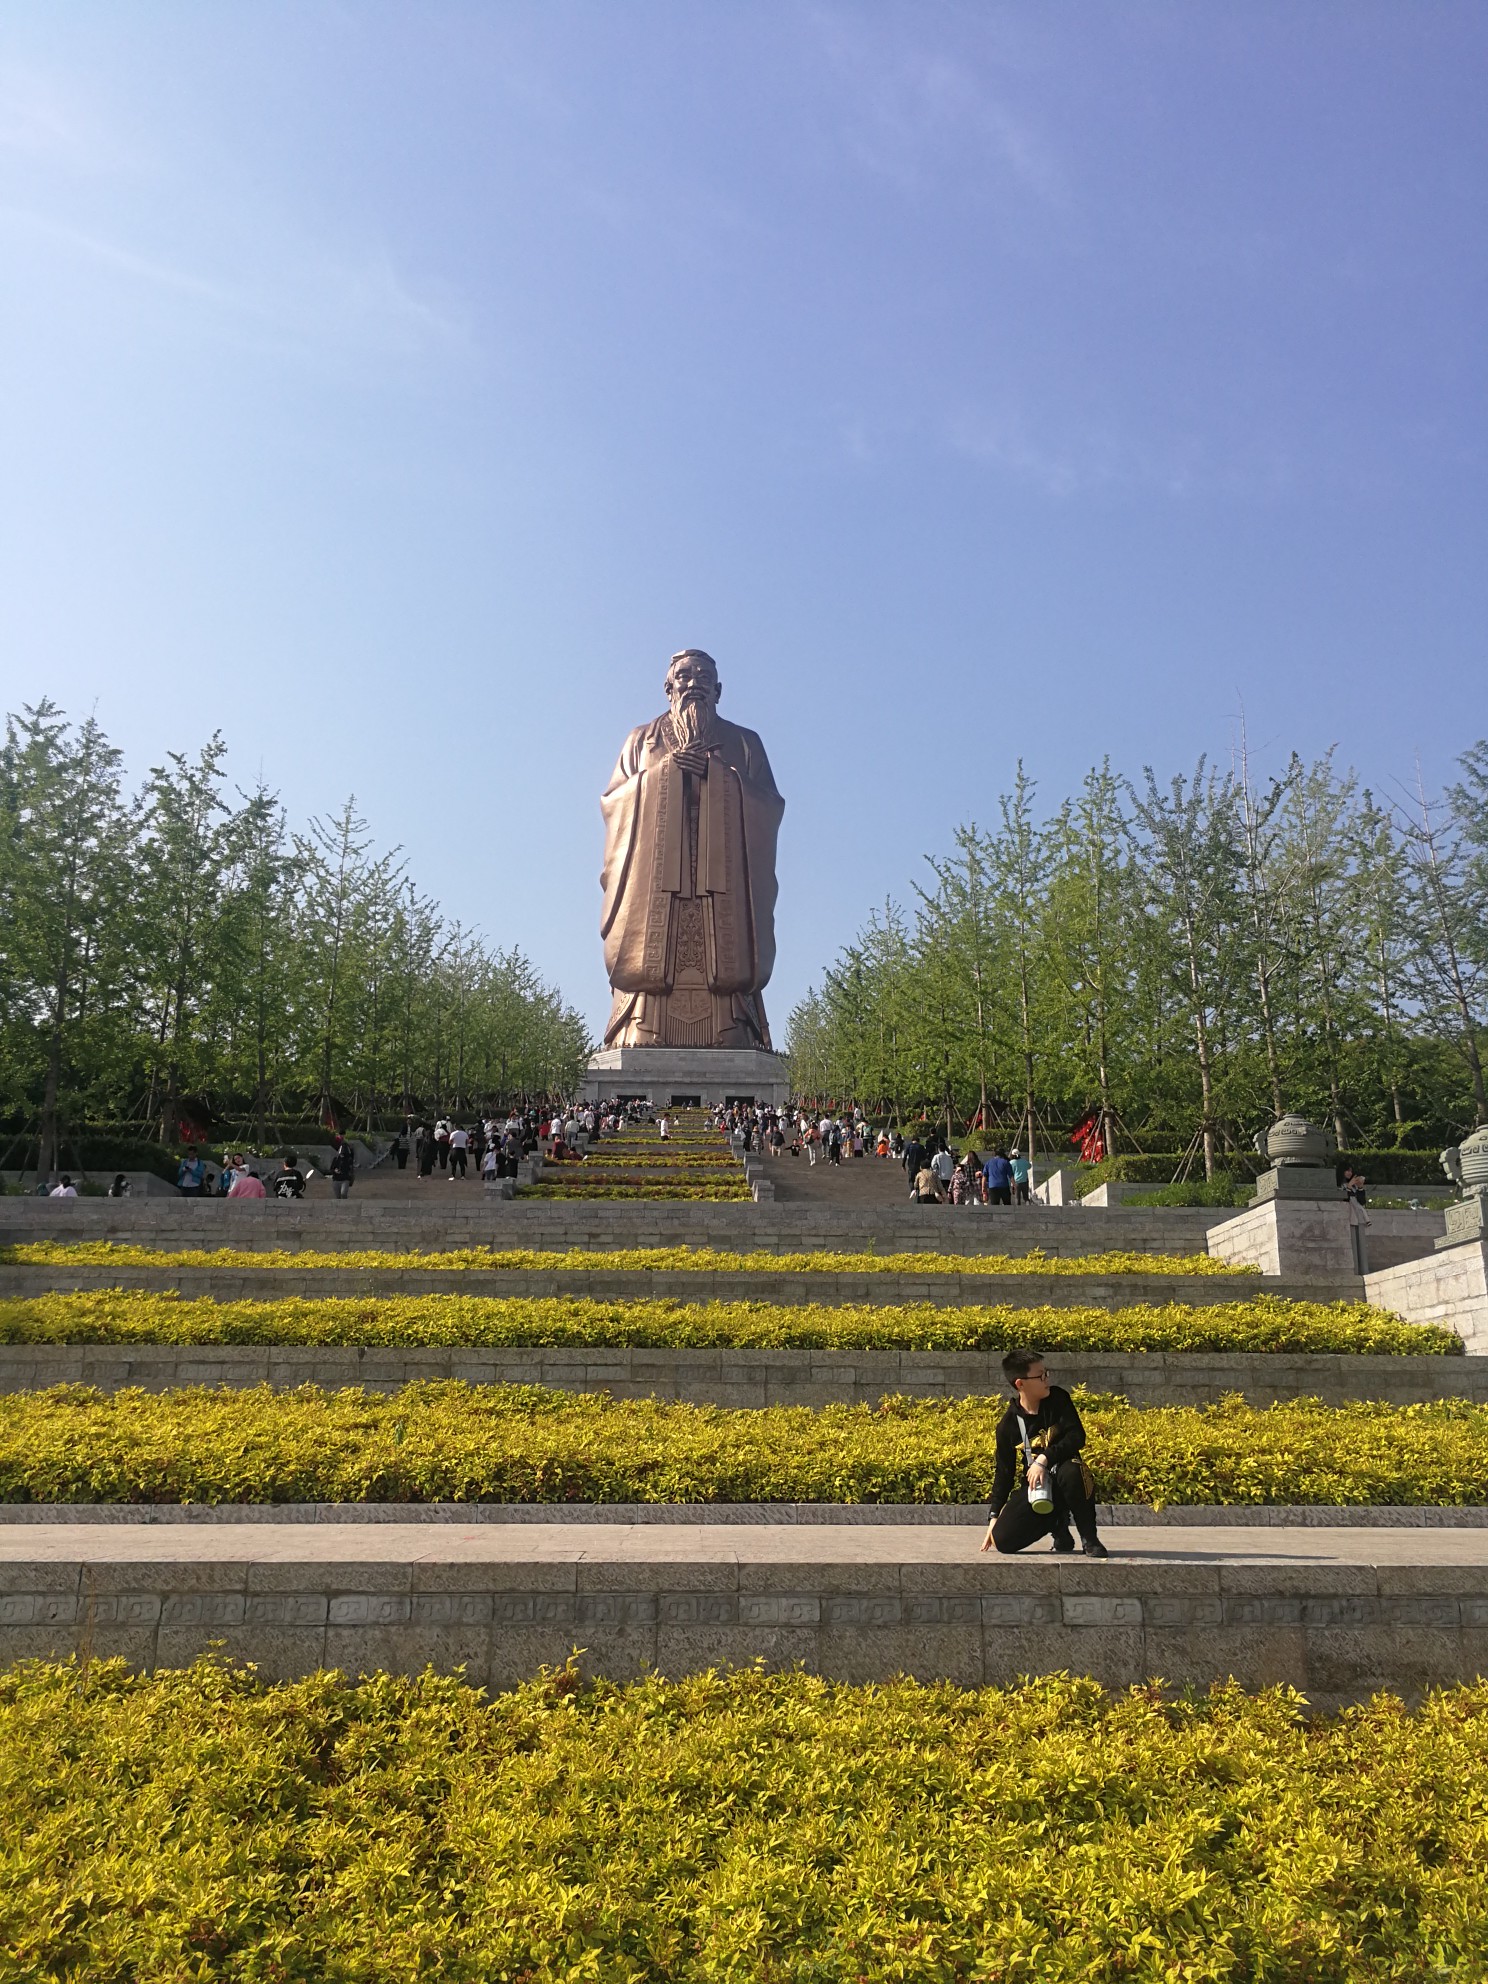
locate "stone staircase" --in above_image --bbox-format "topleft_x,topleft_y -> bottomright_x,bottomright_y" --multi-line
3,1175 -> 1484,1704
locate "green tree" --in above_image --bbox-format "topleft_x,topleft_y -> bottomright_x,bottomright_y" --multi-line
0,703 -> 131,1175
1125,761 -> 1243,1178
1403,756 -> 1488,1125
1043,763 -> 1133,1153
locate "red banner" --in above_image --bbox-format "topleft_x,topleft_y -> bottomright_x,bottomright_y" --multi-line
1070,1112 -> 1106,1164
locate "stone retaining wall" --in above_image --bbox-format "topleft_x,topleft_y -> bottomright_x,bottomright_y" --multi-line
0,1263 -> 1343,1307
3,1556 -> 1480,1706
4,1197 -> 1442,1268
0,1199 -> 1230,1256
0,1342 -> 1470,1407
1365,1241 -> 1488,1355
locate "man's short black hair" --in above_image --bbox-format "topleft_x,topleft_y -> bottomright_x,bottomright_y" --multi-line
1001,1348 -> 1045,1384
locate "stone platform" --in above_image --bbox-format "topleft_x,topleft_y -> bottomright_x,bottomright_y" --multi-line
4,1518 -> 1486,1708
0,1197 -> 1232,1255
579,1046 -> 790,1108
0,1261 -> 1337,1307
0,1342 -> 1472,1407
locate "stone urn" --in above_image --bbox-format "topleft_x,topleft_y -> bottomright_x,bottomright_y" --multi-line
1441,1125 -> 1488,1198
1258,1114 -> 1334,1168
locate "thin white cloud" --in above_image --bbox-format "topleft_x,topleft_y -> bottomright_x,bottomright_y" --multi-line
0,64 -> 94,162
946,405 -> 1131,496
944,403 -> 1305,502
808,8 -> 1065,206
1,205 -> 469,361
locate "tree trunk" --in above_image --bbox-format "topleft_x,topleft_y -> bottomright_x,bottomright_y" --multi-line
39,1022 -> 63,1180
1194,1012 -> 1217,1180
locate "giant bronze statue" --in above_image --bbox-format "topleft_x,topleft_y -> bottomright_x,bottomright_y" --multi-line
599,649 -> 783,1050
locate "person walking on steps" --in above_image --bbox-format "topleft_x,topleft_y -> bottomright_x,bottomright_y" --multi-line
981,1349 -> 1108,1557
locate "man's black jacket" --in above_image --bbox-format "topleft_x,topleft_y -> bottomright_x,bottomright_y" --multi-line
989,1385 -> 1088,1514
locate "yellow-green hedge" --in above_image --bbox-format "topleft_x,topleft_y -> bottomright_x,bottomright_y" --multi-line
4,1384 -> 1487,1505
0,1289 -> 1451,1356
517,1182 -> 753,1200
1,1241 -> 1250,1277
4,1659 -> 1488,1980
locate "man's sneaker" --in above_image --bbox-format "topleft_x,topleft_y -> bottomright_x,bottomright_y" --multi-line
1049,1528 -> 1076,1554
1080,1537 -> 1109,1559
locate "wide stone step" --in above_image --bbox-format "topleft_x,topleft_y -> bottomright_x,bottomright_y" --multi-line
0,1342 -> 1469,1408
4,1201 -> 1446,1273
1,1200 -> 1230,1255
3,1518 -> 1483,1707
0,1263 -> 1352,1306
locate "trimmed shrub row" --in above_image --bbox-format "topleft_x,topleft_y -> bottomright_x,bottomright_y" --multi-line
0,1290 -> 1450,1357
4,1384 -> 1486,1505
517,1183 -> 754,1201
1,1242 -> 1250,1277
1075,1150 -> 1451,1193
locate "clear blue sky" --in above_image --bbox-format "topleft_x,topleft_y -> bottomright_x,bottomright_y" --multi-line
3,4 -> 1484,1039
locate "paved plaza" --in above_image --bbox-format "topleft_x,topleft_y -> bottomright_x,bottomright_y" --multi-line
6,1519 -> 1488,1567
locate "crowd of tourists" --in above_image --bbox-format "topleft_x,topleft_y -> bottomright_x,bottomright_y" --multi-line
42,1095 -> 1041,1210
708,1101 -> 1037,1207
170,1145 -> 349,1201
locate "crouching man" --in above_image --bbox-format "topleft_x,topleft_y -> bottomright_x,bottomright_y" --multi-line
980,1350 -> 1108,1557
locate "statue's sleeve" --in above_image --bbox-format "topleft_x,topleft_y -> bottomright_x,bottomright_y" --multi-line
599,729 -> 645,942
739,728 -> 781,800
706,726 -> 785,992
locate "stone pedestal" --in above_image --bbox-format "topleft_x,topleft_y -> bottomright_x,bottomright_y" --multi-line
579,1045 -> 791,1109
1081,1180 -> 1166,1208
1439,1197 -> 1488,1251
1366,1240 -> 1488,1355
1031,1167 -> 1077,1207
1207,1196 -> 1366,1279
1251,1165 -> 1339,1203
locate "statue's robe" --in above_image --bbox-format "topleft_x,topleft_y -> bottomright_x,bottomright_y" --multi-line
599,712 -> 784,1049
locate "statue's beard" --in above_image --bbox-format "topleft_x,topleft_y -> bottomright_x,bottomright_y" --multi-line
670,693 -> 718,748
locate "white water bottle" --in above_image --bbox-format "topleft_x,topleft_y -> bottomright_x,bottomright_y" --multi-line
1020,1418 -> 1054,1515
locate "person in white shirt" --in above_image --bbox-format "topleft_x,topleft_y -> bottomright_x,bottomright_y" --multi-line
49,1176 -> 78,1198
448,1124 -> 469,1179
657,1114 -> 670,1140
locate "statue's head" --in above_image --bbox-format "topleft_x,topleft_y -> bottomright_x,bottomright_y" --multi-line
665,649 -> 722,716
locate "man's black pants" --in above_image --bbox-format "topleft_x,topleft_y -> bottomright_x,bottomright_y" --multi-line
991,1460 -> 1098,1553
451,1148 -> 466,1177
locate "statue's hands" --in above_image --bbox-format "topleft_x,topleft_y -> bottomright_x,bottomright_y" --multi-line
672,743 -> 710,776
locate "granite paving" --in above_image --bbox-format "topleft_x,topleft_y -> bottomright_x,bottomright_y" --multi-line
7,1521 -> 1488,1565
